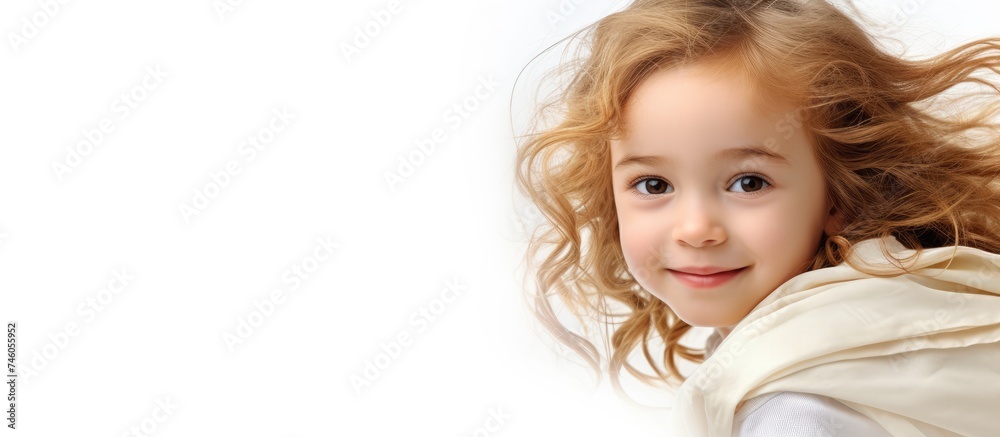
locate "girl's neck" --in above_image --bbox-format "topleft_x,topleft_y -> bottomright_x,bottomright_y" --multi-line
716,326 -> 733,341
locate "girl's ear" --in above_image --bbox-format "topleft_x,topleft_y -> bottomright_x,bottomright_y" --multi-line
824,204 -> 845,236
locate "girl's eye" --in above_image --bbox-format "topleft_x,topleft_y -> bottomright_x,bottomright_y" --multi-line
627,173 -> 771,198
633,177 -> 673,195
728,175 -> 771,193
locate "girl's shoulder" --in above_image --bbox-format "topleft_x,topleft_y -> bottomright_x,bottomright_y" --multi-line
733,391 -> 892,437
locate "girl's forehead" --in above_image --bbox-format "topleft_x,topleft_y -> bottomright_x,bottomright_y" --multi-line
619,101 -> 797,149
624,64 -> 794,115
609,68 -> 812,166
619,64 -> 798,135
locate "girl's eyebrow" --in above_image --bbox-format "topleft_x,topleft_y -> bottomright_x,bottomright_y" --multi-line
613,144 -> 791,170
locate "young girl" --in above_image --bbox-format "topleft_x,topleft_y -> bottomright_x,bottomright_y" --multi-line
514,0 -> 1000,435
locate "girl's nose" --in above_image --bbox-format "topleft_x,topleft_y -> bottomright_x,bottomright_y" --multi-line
672,196 -> 727,248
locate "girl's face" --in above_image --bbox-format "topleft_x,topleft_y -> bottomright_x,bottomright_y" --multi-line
610,64 -> 841,336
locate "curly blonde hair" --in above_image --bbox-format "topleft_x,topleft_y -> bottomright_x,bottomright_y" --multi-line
513,0 -> 1000,397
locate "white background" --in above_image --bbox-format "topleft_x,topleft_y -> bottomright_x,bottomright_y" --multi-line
1,1 -> 996,435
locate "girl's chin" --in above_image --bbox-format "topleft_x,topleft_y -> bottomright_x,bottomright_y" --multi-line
673,313 -> 740,329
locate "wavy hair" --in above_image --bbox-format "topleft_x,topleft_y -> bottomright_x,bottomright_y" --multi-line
513,0 -> 1000,397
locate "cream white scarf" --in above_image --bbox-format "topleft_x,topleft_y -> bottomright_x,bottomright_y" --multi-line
667,236 -> 1000,436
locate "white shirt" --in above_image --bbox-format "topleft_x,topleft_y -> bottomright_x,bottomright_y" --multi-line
704,330 -> 894,436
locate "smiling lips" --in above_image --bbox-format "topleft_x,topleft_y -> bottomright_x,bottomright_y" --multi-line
668,266 -> 747,288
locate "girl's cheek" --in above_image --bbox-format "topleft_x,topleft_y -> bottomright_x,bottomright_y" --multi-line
745,202 -> 820,261
728,208 -> 787,255
621,227 -> 663,286
620,233 -> 643,270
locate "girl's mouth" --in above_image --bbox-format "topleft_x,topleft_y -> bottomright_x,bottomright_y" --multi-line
668,267 -> 747,289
